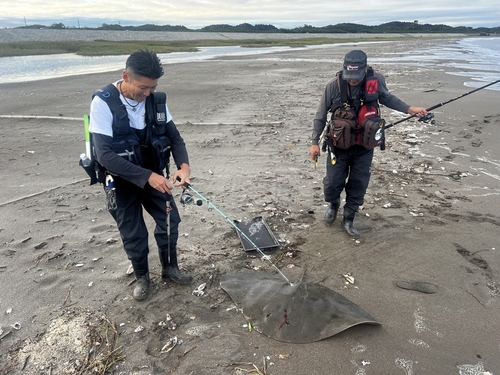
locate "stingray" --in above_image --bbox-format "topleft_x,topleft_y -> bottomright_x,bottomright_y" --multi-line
220,272 -> 380,343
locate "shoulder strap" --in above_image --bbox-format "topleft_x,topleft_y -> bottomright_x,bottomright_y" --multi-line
93,84 -> 128,121
364,67 -> 379,103
153,92 -> 167,126
93,84 -> 120,104
337,71 -> 349,104
93,83 -> 130,134
146,92 -> 168,128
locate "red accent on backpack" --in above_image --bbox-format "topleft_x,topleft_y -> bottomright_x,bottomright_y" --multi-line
366,78 -> 379,96
358,104 -> 379,127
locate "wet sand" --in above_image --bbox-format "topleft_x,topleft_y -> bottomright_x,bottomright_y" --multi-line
0,39 -> 499,374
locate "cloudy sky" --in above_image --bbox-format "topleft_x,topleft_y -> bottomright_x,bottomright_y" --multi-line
0,0 -> 498,29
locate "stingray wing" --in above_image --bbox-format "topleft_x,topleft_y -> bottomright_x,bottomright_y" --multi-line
221,272 -> 380,343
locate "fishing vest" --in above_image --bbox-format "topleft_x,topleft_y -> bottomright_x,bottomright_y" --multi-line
93,84 -> 172,176
329,67 -> 385,150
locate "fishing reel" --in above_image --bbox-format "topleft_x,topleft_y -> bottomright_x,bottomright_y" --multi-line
180,190 -> 202,207
418,112 -> 436,125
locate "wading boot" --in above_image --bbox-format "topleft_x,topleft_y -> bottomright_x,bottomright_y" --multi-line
133,273 -> 150,301
159,247 -> 193,285
342,207 -> 360,239
323,198 -> 341,226
131,257 -> 150,301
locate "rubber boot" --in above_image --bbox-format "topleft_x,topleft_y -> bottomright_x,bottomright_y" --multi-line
159,246 -> 193,285
342,207 -> 361,239
131,257 -> 150,301
323,198 -> 341,226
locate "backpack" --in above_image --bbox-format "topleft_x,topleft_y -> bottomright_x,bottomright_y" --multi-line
329,67 -> 385,150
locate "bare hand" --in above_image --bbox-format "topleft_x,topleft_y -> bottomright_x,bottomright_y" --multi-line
310,145 -> 320,161
148,172 -> 174,194
173,163 -> 191,189
408,106 -> 428,118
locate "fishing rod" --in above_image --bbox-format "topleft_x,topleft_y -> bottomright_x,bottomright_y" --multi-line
385,78 -> 500,130
179,181 -> 293,286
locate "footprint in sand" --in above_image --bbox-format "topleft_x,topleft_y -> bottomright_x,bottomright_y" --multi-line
451,146 -> 466,153
471,139 -> 482,147
459,131 -> 472,139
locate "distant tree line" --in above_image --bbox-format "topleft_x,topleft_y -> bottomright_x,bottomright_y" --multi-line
19,21 -> 499,34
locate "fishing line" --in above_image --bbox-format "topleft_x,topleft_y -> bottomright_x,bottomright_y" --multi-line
182,182 -> 293,286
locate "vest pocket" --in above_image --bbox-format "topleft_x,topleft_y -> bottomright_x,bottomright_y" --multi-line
152,122 -> 167,136
330,108 -> 357,149
112,138 -> 143,166
360,117 -> 385,150
152,136 -> 171,176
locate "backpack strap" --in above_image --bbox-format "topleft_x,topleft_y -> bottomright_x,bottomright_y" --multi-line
154,92 -> 167,126
364,67 -> 379,103
93,84 -> 131,135
145,92 -> 168,129
337,71 -> 349,105
338,67 -> 379,105
338,71 -> 363,112
93,84 -> 125,114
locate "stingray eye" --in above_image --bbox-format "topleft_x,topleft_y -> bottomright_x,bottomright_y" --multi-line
266,313 -> 272,318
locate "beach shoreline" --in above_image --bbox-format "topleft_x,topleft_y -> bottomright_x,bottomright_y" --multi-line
1,39 -> 499,374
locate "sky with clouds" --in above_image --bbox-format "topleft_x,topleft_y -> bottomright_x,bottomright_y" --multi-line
0,0 -> 498,29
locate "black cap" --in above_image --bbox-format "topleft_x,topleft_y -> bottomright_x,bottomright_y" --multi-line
342,50 -> 367,81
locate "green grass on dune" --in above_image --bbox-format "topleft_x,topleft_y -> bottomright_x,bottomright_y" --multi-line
0,36 -> 454,58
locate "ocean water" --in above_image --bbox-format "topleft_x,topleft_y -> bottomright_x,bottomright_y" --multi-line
371,37 -> 500,91
0,38 -> 499,91
0,45 -> 298,84
0,41 -> 380,84
446,37 -> 500,90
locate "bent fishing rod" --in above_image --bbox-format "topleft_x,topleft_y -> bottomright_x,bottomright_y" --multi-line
385,78 -> 500,130
179,181 -> 293,286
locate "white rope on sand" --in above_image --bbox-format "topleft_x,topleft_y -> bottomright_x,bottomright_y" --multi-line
0,178 -> 88,207
185,121 -> 284,126
0,115 -> 284,126
0,115 -> 81,121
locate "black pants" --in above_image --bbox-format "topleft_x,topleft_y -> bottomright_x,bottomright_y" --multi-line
108,177 -> 181,262
323,145 -> 374,210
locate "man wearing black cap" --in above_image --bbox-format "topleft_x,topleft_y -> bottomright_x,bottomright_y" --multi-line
310,50 -> 427,238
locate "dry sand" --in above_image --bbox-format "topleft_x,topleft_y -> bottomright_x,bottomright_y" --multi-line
0,39 -> 499,374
